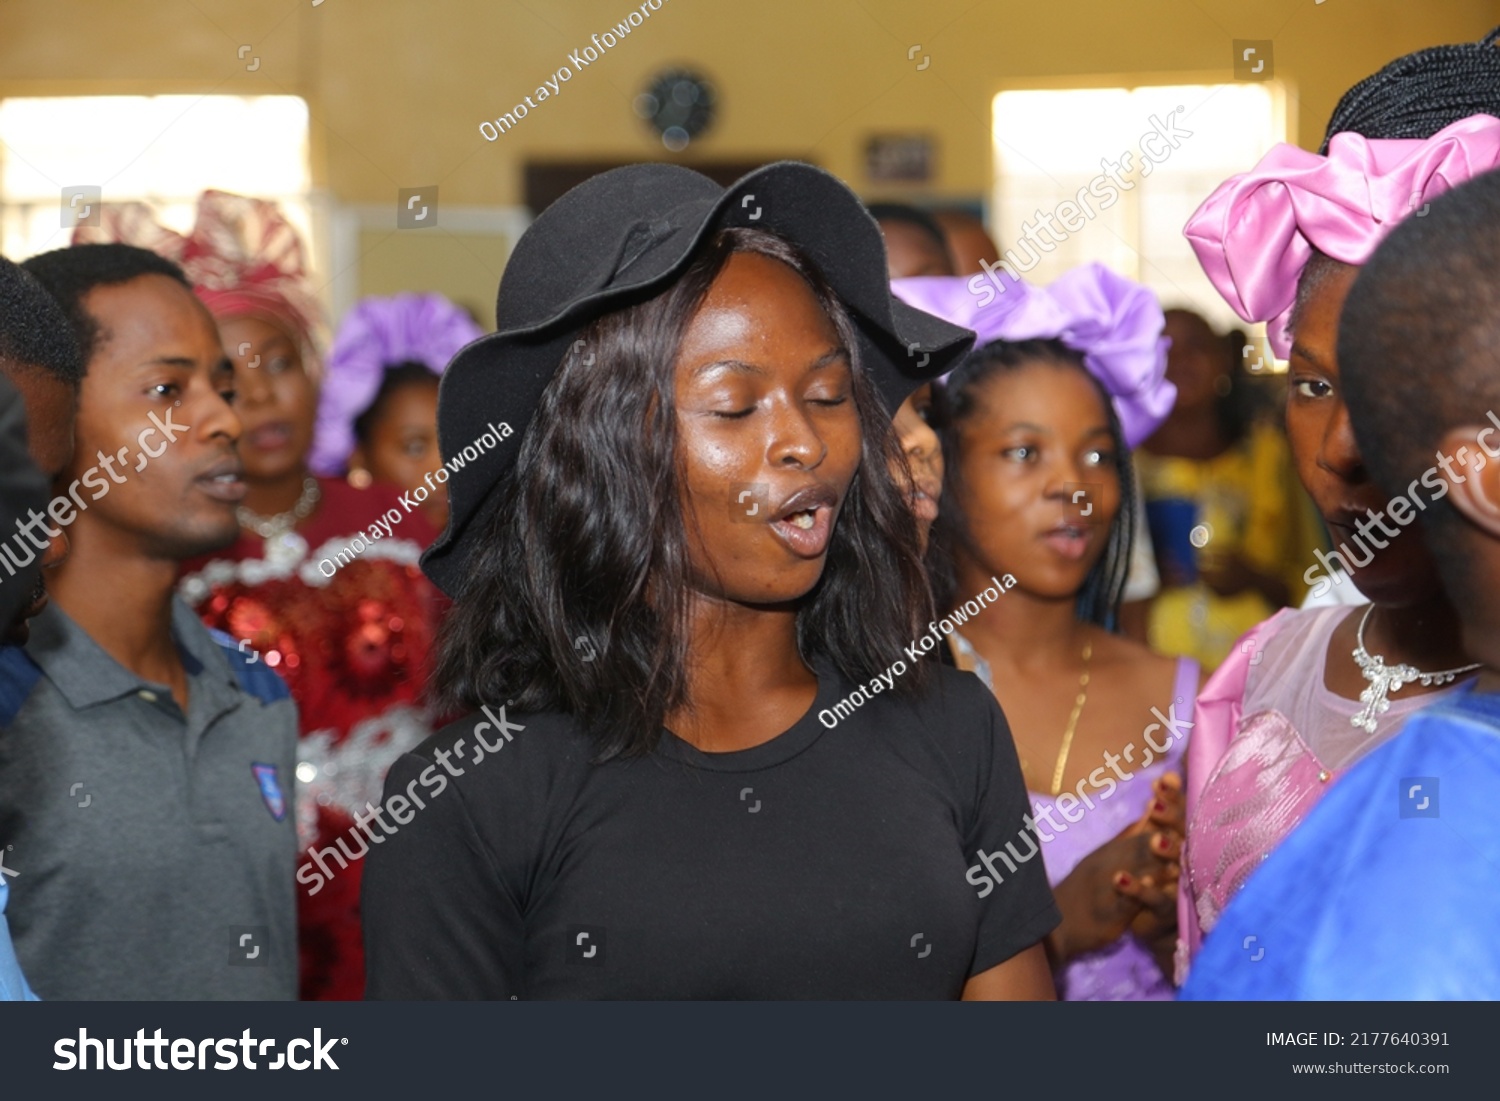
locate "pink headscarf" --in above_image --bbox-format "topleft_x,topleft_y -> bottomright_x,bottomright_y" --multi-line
73,189 -> 325,374
1184,113 -> 1500,357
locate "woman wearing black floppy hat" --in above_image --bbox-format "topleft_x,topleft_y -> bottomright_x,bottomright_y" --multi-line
361,161 -> 1059,999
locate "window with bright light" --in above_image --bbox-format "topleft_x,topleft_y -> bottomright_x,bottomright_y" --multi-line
0,95 -> 312,263
992,84 -> 1285,341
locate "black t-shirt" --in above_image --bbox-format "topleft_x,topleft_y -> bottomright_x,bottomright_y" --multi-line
362,661 -> 1058,999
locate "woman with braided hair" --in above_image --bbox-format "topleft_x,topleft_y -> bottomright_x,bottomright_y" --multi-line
1175,27 -> 1500,981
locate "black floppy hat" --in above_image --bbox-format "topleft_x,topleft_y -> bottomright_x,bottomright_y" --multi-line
422,160 -> 976,596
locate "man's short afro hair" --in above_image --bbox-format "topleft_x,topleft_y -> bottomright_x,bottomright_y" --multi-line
21,243 -> 192,368
0,253 -> 83,384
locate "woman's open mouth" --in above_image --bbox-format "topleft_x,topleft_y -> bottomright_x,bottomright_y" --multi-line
768,484 -> 839,559
910,480 -> 941,525
1041,523 -> 1091,562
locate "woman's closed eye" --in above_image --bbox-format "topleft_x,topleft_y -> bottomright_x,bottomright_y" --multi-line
710,404 -> 757,420
806,391 -> 849,408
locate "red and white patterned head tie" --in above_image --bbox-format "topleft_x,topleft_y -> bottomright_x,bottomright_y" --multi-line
75,189 -> 325,377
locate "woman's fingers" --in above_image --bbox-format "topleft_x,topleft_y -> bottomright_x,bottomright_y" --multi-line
1148,830 -> 1180,861
1118,873 -> 1177,919
1145,773 -> 1186,831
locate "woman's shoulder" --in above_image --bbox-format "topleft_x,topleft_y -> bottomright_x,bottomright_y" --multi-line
858,661 -> 1012,760
1239,605 -> 1352,690
1254,604 -> 1350,663
401,704 -> 595,804
1090,626 -> 1177,677
1087,627 -> 1190,709
915,661 -> 1008,721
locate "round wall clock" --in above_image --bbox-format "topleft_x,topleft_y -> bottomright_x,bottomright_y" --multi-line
634,68 -> 716,152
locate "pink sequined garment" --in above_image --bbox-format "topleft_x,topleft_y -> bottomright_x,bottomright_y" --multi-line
1183,605 -> 1476,947
1187,709 -> 1328,936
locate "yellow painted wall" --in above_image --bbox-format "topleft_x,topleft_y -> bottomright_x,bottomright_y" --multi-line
4,0 -> 1498,316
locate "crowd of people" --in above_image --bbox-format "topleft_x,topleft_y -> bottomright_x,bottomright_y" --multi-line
1,28 -> 1498,1001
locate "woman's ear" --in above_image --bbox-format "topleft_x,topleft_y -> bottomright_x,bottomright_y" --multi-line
1437,426 -> 1500,537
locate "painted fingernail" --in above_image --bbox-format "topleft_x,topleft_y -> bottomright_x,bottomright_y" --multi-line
1152,800 -> 1166,814
1115,872 -> 1132,888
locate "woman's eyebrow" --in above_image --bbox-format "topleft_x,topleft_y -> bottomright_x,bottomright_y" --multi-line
1289,341 -> 1330,370
992,422 -> 1111,438
135,354 -> 199,370
689,346 -> 848,381
689,359 -> 768,381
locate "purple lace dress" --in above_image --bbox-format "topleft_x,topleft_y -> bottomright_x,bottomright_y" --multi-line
952,633 -> 1196,1000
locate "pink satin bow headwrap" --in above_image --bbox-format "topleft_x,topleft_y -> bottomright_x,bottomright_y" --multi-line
1184,113 -> 1500,358
891,263 -> 1175,449
74,189 -> 325,372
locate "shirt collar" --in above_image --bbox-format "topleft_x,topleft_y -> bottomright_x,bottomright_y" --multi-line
24,597 -> 237,711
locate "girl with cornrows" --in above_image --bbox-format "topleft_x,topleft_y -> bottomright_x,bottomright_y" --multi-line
1177,27 -> 1500,978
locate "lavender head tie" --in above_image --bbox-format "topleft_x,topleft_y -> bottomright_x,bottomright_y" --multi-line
891,263 -> 1174,448
311,293 -> 484,474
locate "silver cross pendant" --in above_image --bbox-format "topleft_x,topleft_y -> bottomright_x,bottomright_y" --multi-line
1351,649 -> 1417,734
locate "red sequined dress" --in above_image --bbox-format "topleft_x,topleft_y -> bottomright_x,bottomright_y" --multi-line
179,477 -> 443,1000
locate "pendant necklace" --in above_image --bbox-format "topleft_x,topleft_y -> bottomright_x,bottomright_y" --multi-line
1045,641 -> 1093,796
237,475 -> 321,568
1350,605 -> 1479,734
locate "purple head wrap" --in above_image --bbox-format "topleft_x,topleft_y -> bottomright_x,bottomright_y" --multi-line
311,293 -> 484,474
890,263 -> 1175,448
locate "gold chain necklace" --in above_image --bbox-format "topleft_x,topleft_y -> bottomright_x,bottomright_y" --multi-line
1047,641 -> 1092,796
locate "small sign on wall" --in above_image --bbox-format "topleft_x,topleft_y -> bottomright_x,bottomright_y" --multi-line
864,134 -> 935,183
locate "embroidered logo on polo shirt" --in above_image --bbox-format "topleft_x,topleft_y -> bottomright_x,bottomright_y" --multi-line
252,763 -> 287,822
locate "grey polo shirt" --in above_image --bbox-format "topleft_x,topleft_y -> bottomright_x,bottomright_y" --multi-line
0,597 -> 298,1000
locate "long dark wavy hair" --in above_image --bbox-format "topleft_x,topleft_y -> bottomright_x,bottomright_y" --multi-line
927,338 -> 1136,629
433,226 -> 932,759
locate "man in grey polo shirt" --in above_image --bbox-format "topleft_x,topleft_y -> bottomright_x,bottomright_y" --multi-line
0,244 -> 298,999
